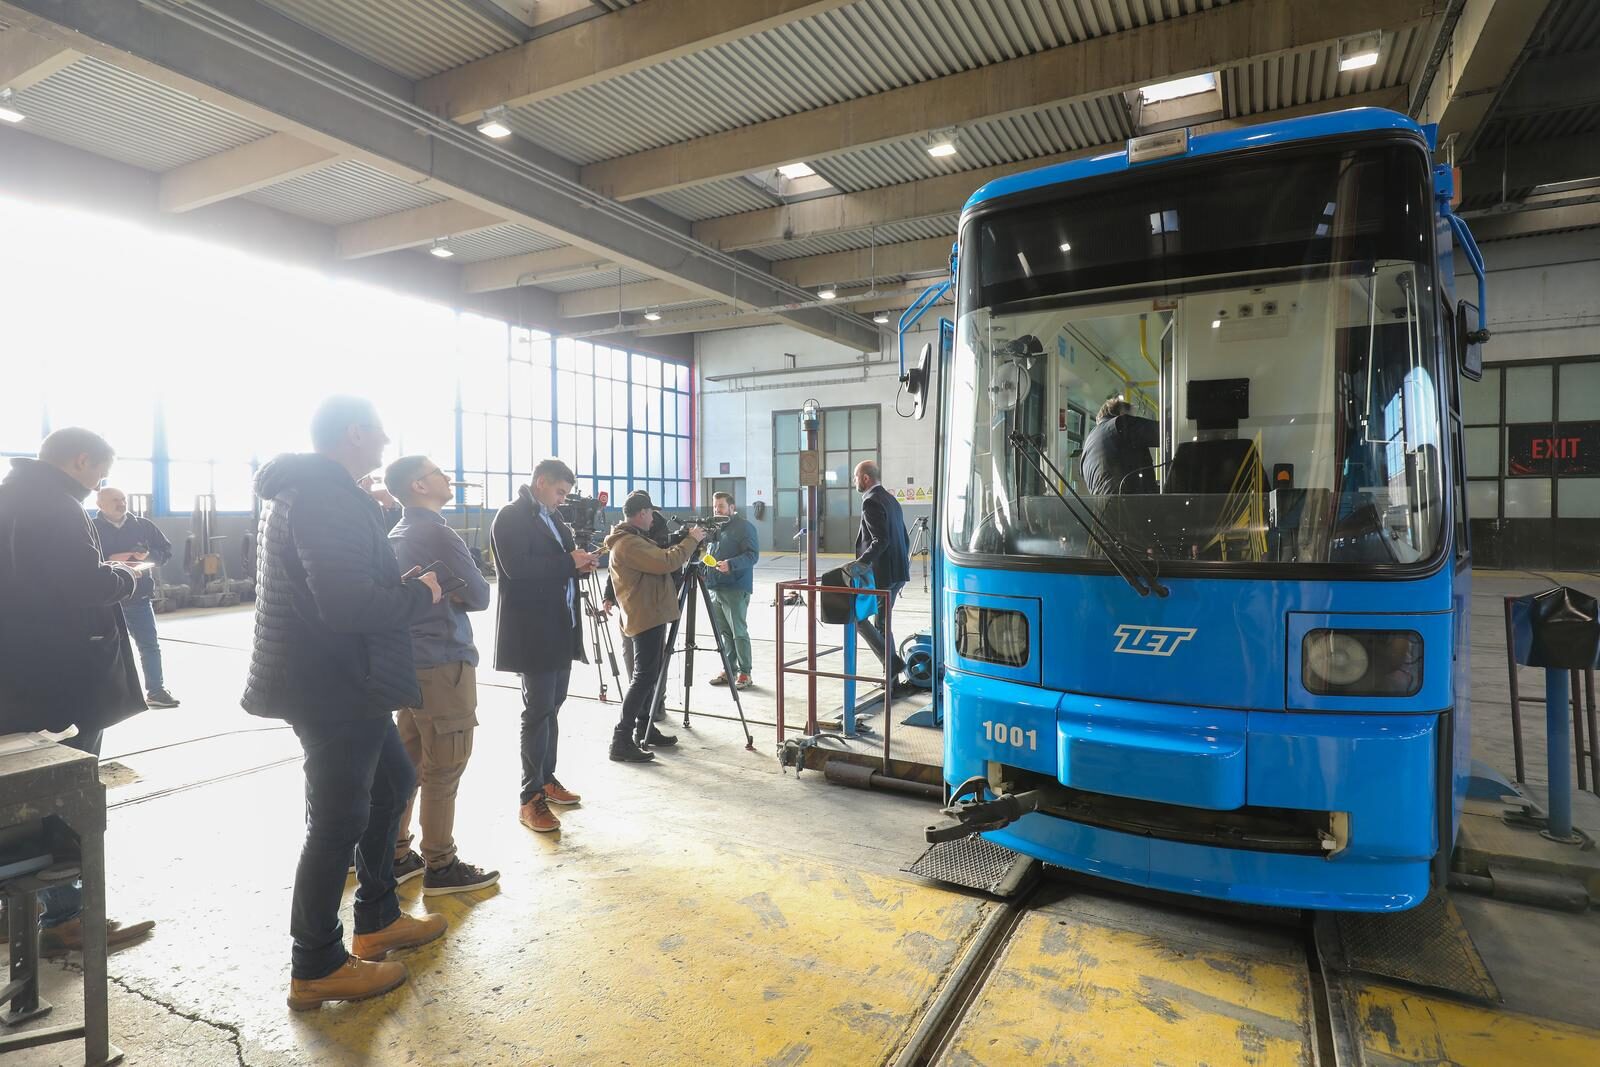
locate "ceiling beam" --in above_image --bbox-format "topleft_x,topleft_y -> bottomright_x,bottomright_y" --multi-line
462,245 -> 613,293
559,279 -> 703,318
416,0 -> 853,122
0,23 -> 76,89
337,200 -> 506,259
1490,47 -> 1600,119
1466,200 -> 1600,240
0,0 -> 880,350
1416,0 -> 1552,157
694,86 -> 1410,254
1460,132 -> 1600,199
158,131 -> 339,213
773,237 -> 954,289
581,0 -> 1437,202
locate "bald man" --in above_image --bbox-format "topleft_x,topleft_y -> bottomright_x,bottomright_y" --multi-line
94,488 -> 179,708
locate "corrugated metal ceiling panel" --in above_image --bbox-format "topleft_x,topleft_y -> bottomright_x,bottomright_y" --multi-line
509,0 -> 1228,164
245,160 -> 447,226
810,95 -> 1132,193
748,214 -> 959,260
1496,104 -> 1600,148
1533,0 -> 1600,57
443,223 -> 566,262
647,179 -> 783,221
9,56 -> 271,172
260,0 -> 522,78
1221,26 -> 1425,118
537,267 -> 657,294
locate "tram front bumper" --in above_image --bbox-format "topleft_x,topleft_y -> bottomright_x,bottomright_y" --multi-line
943,676 -> 1444,911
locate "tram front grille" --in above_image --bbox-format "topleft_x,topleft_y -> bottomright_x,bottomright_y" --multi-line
996,765 -> 1336,856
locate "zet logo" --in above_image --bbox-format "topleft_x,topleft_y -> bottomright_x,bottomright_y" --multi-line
1112,624 -> 1197,657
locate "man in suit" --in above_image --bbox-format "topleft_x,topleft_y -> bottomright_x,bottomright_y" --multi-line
490,458 -> 596,835
847,460 -> 911,680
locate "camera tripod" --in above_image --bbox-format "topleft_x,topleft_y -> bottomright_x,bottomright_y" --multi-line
577,567 -> 626,703
909,515 -> 931,593
649,558 -> 755,750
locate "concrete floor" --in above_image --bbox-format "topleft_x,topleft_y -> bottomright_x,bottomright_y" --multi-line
7,560 -> 1600,1065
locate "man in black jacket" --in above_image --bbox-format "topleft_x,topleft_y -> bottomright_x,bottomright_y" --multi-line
0,427 -> 154,955
491,457 -> 596,835
1081,396 -> 1160,495
243,396 -> 447,1011
848,460 -> 912,680
94,486 -> 179,708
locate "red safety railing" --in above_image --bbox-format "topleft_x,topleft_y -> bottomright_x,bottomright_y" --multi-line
774,578 -> 894,771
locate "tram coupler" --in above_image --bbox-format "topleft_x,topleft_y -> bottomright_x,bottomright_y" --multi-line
924,776 -> 1064,844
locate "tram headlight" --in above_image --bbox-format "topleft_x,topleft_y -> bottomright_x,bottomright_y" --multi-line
955,606 -> 1031,668
1302,629 -> 1423,697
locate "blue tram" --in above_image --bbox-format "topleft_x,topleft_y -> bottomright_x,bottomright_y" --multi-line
909,109 -> 1490,911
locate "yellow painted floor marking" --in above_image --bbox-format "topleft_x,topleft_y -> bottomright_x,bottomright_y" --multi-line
941,911 -> 1315,1066
1355,983 -> 1600,1067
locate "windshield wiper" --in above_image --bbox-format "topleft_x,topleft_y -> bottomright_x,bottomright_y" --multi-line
1006,430 -> 1168,598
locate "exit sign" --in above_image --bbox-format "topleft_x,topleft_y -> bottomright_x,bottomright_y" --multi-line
1508,421 -> 1600,476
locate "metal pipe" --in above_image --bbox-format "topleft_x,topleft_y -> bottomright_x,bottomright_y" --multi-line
705,357 -> 884,382
1546,668 -> 1576,841
823,759 -> 943,799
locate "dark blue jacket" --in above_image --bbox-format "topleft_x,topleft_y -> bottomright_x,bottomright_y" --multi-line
1081,414 -> 1160,495
702,515 -> 759,595
855,484 -> 910,588
0,459 -> 145,734
241,454 -> 433,723
92,514 -> 172,600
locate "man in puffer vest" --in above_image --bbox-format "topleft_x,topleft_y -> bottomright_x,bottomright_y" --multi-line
242,395 -> 447,1011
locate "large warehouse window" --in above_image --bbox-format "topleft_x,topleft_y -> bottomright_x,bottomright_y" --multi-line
0,194 -> 691,518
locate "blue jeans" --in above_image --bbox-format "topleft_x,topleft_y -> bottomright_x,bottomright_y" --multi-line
123,597 -> 164,694
288,715 -> 414,981
38,729 -> 104,929
519,668 -> 570,804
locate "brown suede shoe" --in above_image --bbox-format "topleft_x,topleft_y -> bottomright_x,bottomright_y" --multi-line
350,912 -> 447,962
542,779 -> 581,806
40,917 -> 156,959
519,794 -> 560,833
287,956 -> 406,1011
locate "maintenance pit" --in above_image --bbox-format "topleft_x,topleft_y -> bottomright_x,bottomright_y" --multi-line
6,560 -> 1598,1066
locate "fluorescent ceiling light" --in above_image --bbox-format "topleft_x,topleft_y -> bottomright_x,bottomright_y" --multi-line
643,309 -> 662,321
777,162 -> 816,179
429,238 -> 454,259
1137,73 -> 1215,105
0,89 -> 22,124
1211,319 -> 1221,329
926,139 -> 958,158
818,286 -> 837,300
1338,35 -> 1381,73
1059,242 -> 1072,253
873,312 -> 890,324
476,105 -> 512,139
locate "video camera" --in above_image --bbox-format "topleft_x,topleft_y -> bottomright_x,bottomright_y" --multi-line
557,489 -> 607,545
669,513 -> 732,537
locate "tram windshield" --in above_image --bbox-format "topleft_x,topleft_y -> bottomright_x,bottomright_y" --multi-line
946,141 -> 1445,568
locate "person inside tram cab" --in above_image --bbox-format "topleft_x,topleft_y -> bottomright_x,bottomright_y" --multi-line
1080,396 -> 1161,495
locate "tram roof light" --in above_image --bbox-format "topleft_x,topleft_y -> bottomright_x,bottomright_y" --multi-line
476,105 -> 513,139
1338,35 -> 1382,73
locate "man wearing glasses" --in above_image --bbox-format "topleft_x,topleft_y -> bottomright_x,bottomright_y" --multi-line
383,455 -> 498,897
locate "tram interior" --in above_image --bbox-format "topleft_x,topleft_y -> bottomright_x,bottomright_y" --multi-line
983,264 -> 1444,565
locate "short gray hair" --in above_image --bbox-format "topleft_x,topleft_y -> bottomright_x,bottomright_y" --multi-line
1096,396 -> 1132,423
39,427 -> 114,468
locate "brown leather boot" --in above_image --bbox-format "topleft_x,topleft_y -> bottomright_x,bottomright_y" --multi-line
287,956 -> 406,1011
518,794 -> 561,833
40,917 -> 156,959
350,912 -> 448,962
542,779 -> 581,806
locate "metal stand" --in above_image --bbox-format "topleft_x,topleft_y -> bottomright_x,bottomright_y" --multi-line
650,563 -> 755,749
0,742 -> 121,1066
909,516 -> 930,594
1542,670 -> 1584,844
576,571 -> 625,703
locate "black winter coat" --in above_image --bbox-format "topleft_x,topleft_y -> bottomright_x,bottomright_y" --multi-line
0,459 -> 145,735
241,454 -> 433,723
491,485 -> 586,675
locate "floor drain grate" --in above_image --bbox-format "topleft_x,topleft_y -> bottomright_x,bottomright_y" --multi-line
903,835 -> 1036,898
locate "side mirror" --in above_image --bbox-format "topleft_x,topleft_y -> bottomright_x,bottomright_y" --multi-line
1457,300 -> 1486,382
904,341 -> 932,421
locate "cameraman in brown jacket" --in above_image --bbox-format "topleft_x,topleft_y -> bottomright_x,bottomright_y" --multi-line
601,491 -> 704,762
